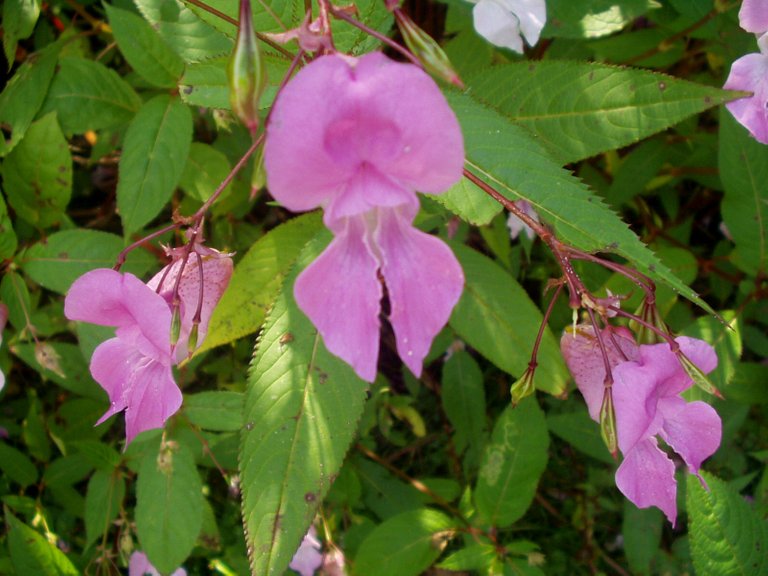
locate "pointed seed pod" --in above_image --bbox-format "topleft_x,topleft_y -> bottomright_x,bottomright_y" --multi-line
510,366 -> 536,406
187,321 -> 200,358
228,0 -> 267,136
170,304 -> 181,348
599,389 -> 618,458
678,352 -> 724,399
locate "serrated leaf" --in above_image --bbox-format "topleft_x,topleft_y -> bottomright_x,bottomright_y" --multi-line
428,176 -> 502,226
117,94 -> 192,234
475,398 -> 549,527
184,391 -> 243,431
448,90 -> 715,315
2,0 -> 41,66
179,142 -> 232,202
353,509 -> 456,576
719,111 -> 768,276
85,469 -> 126,548
199,213 -> 323,353
449,244 -> 568,395
0,442 -> 39,487
134,0 -> 233,62
442,350 -> 487,467
136,442 -> 204,574
21,229 -> 154,294
2,112 -> 71,227
39,57 -> 142,134
545,0 -> 657,39
331,0 -> 393,55
240,234 -> 369,576
105,3 -> 185,88
687,472 -> 768,576
7,512 -> 79,576
465,61 -> 736,164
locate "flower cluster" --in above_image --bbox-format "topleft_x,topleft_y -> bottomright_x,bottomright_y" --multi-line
264,52 -> 465,382
64,245 -> 232,444
724,0 -> 768,143
467,0 -> 546,54
561,326 -> 722,525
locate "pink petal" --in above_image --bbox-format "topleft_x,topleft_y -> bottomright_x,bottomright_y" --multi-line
560,325 -> 638,421
376,207 -> 464,377
129,552 -> 186,576
612,358 -> 663,452
289,526 -> 323,576
615,438 -> 678,525
635,338 -> 717,399
658,398 -> 722,475
724,52 -> 768,145
91,337 -> 140,419
739,0 -> 768,35
294,217 -> 382,382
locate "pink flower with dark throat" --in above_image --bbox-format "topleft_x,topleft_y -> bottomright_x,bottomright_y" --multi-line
562,327 -> 722,525
65,248 -> 232,444
264,52 -> 465,381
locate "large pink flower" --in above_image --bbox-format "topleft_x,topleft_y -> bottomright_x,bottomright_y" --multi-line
65,251 -> 232,444
264,52 -> 465,381
561,328 -> 721,525
739,0 -> 768,35
724,34 -> 768,144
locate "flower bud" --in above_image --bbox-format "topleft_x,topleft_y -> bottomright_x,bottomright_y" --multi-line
394,10 -> 464,88
170,304 -> 181,348
631,299 -> 667,345
228,0 -> 267,136
510,366 -> 536,406
187,321 -> 199,357
599,389 -> 618,458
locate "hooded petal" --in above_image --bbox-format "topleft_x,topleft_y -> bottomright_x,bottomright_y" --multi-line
635,337 -> 717,399
560,325 -> 638,421
739,0 -> 768,35
615,437 -> 678,525
658,398 -> 722,475
612,358 -> 664,453
294,217 -> 382,382
724,51 -> 768,145
376,207 -> 464,377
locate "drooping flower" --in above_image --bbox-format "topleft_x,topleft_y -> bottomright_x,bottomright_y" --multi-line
129,551 -> 186,576
561,326 -> 722,525
467,0 -> 546,54
289,526 -> 323,576
723,33 -> 768,144
739,0 -> 768,35
264,52 -> 465,382
64,248 -> 232,444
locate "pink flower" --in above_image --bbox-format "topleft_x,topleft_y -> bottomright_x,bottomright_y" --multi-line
724,33 -> 768,144
129,551 -> 186,576
561,327 -> 722,525
264,52 -> 465,381
64,250 -> 232,444
739,0 -> 768,35
289,526 -> 323,576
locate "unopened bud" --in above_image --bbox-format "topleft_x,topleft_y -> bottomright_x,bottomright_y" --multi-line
228,0 -> 267,136
677,351 -> 723,399
394,10 -> 464,88
170,305 -> 181,348
187,321 -> 200,357
631,299 -> 667,345
599,389 -> 618,458
510,366 -> 536,406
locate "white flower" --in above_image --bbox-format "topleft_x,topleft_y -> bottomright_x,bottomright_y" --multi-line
468,0 -> 546,53
506,200 -> 539,241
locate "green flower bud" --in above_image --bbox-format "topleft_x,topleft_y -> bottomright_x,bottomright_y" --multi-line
187,321 -> 200,357
599,388 -> 618,458
228,0 -> 267,136
510,366 -> 536,406
170,305 -> 181,348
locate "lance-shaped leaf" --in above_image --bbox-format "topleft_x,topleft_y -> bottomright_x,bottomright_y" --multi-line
466,61 -> 738,164
7,512 -> 79,576
2,0 -> 40,66
448,91 -> 715,315
117,94 -> 192,235
240,233 -> 369,576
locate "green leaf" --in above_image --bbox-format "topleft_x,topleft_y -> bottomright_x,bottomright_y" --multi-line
0,191 -> 18,259
331,0 -> 393,55
2,0 -> 41,69
179,58 -> 230,109
719,111 -> 768,276
428,177 -> 502,226
7,513 -> 79,576
547,406 -> 613,464
117,94 -> 193,234
12,342 -> 104,400
240,235 -> 369,576
622,502 -> 663,576
199,213 -> 323,353
105,3 -> 185,88
184,391 -> 243,432
2,112 -> 71,227
449,90 -> 715,314
0,40 -> 59,156
134,0 -> 233,62
85,469 -> 126,548
475,398 -> 549,527
23,395 -> 51,462
441,350 -> 488,466
136,442 -> 204,575
353,509 -> 456,576
40,57 -> 142,134
178,142 -> 232,202
687,472 -> 768,576
21,229 -> 154,294
0,442 -> 39,487
465,61 -> 736,164
544,0 -> 657,39
449,244 -> 568,395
